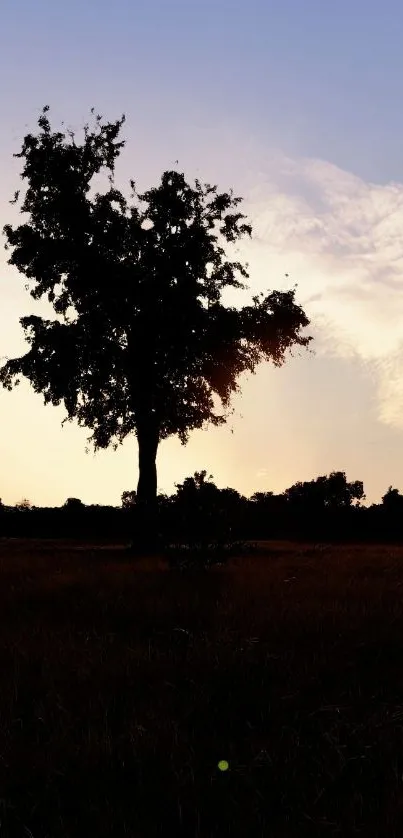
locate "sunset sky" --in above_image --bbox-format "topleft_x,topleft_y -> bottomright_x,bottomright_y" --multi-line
1,0 -> 403,507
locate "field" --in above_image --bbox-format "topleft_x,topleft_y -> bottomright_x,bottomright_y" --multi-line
1,538 -> 403,837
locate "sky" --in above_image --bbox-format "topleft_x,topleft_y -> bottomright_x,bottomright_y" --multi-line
1,0 -> 403,507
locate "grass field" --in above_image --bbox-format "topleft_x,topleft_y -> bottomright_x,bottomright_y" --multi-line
1,538 -> 403,837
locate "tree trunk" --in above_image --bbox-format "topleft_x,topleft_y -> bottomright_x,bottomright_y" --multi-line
134,422 -> 160,554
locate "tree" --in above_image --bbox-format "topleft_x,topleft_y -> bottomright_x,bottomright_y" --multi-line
285,472 -> 365,509
15,498 -> 32,511
0,107 -> 313,550
121,490 -> 137,509
175,469 -> 214,497
63,497 -> 85,510
316,472 -> 365,508
381,486 -> 403,511
174,471 -> 227,546
250,491 -> 274,503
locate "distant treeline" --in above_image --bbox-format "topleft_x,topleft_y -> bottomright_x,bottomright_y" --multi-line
2,471 -> 403,544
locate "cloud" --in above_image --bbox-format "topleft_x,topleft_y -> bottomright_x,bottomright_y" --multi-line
234,153 -> 403,430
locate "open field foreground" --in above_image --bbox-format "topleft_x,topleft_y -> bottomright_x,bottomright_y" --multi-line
2,540 -> 403,837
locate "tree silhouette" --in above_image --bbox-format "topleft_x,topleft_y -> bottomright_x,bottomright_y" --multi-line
175,470 -> 215,497
121,490 -> 137,509
63,497 -> 85,510
381,486 -> 403,511
285,471 -> 365,509
173,471 -> 230,548
0,106 -> 313,549
15,498 -> 32,511
250,491 -> 274,503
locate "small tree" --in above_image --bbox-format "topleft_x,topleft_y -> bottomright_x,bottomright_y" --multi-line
285,472 -> 365,509
63,497 -> 85,511
174,470 -> 235,550
0,107 -> 313,550
15,498 -> 32,511
381,486 -> 403,511
121,490 -> 137,509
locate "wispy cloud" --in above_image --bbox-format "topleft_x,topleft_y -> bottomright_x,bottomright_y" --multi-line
237,153 -> 403,429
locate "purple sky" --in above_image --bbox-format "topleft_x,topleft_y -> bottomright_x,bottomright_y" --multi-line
3,0 -> 403,181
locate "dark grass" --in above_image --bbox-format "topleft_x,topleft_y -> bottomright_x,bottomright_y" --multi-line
1,539 -> 403,836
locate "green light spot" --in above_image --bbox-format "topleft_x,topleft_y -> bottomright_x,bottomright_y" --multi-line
218,760 -> 229,771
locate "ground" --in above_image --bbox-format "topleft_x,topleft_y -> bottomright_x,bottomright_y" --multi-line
1,538 -> 403,837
